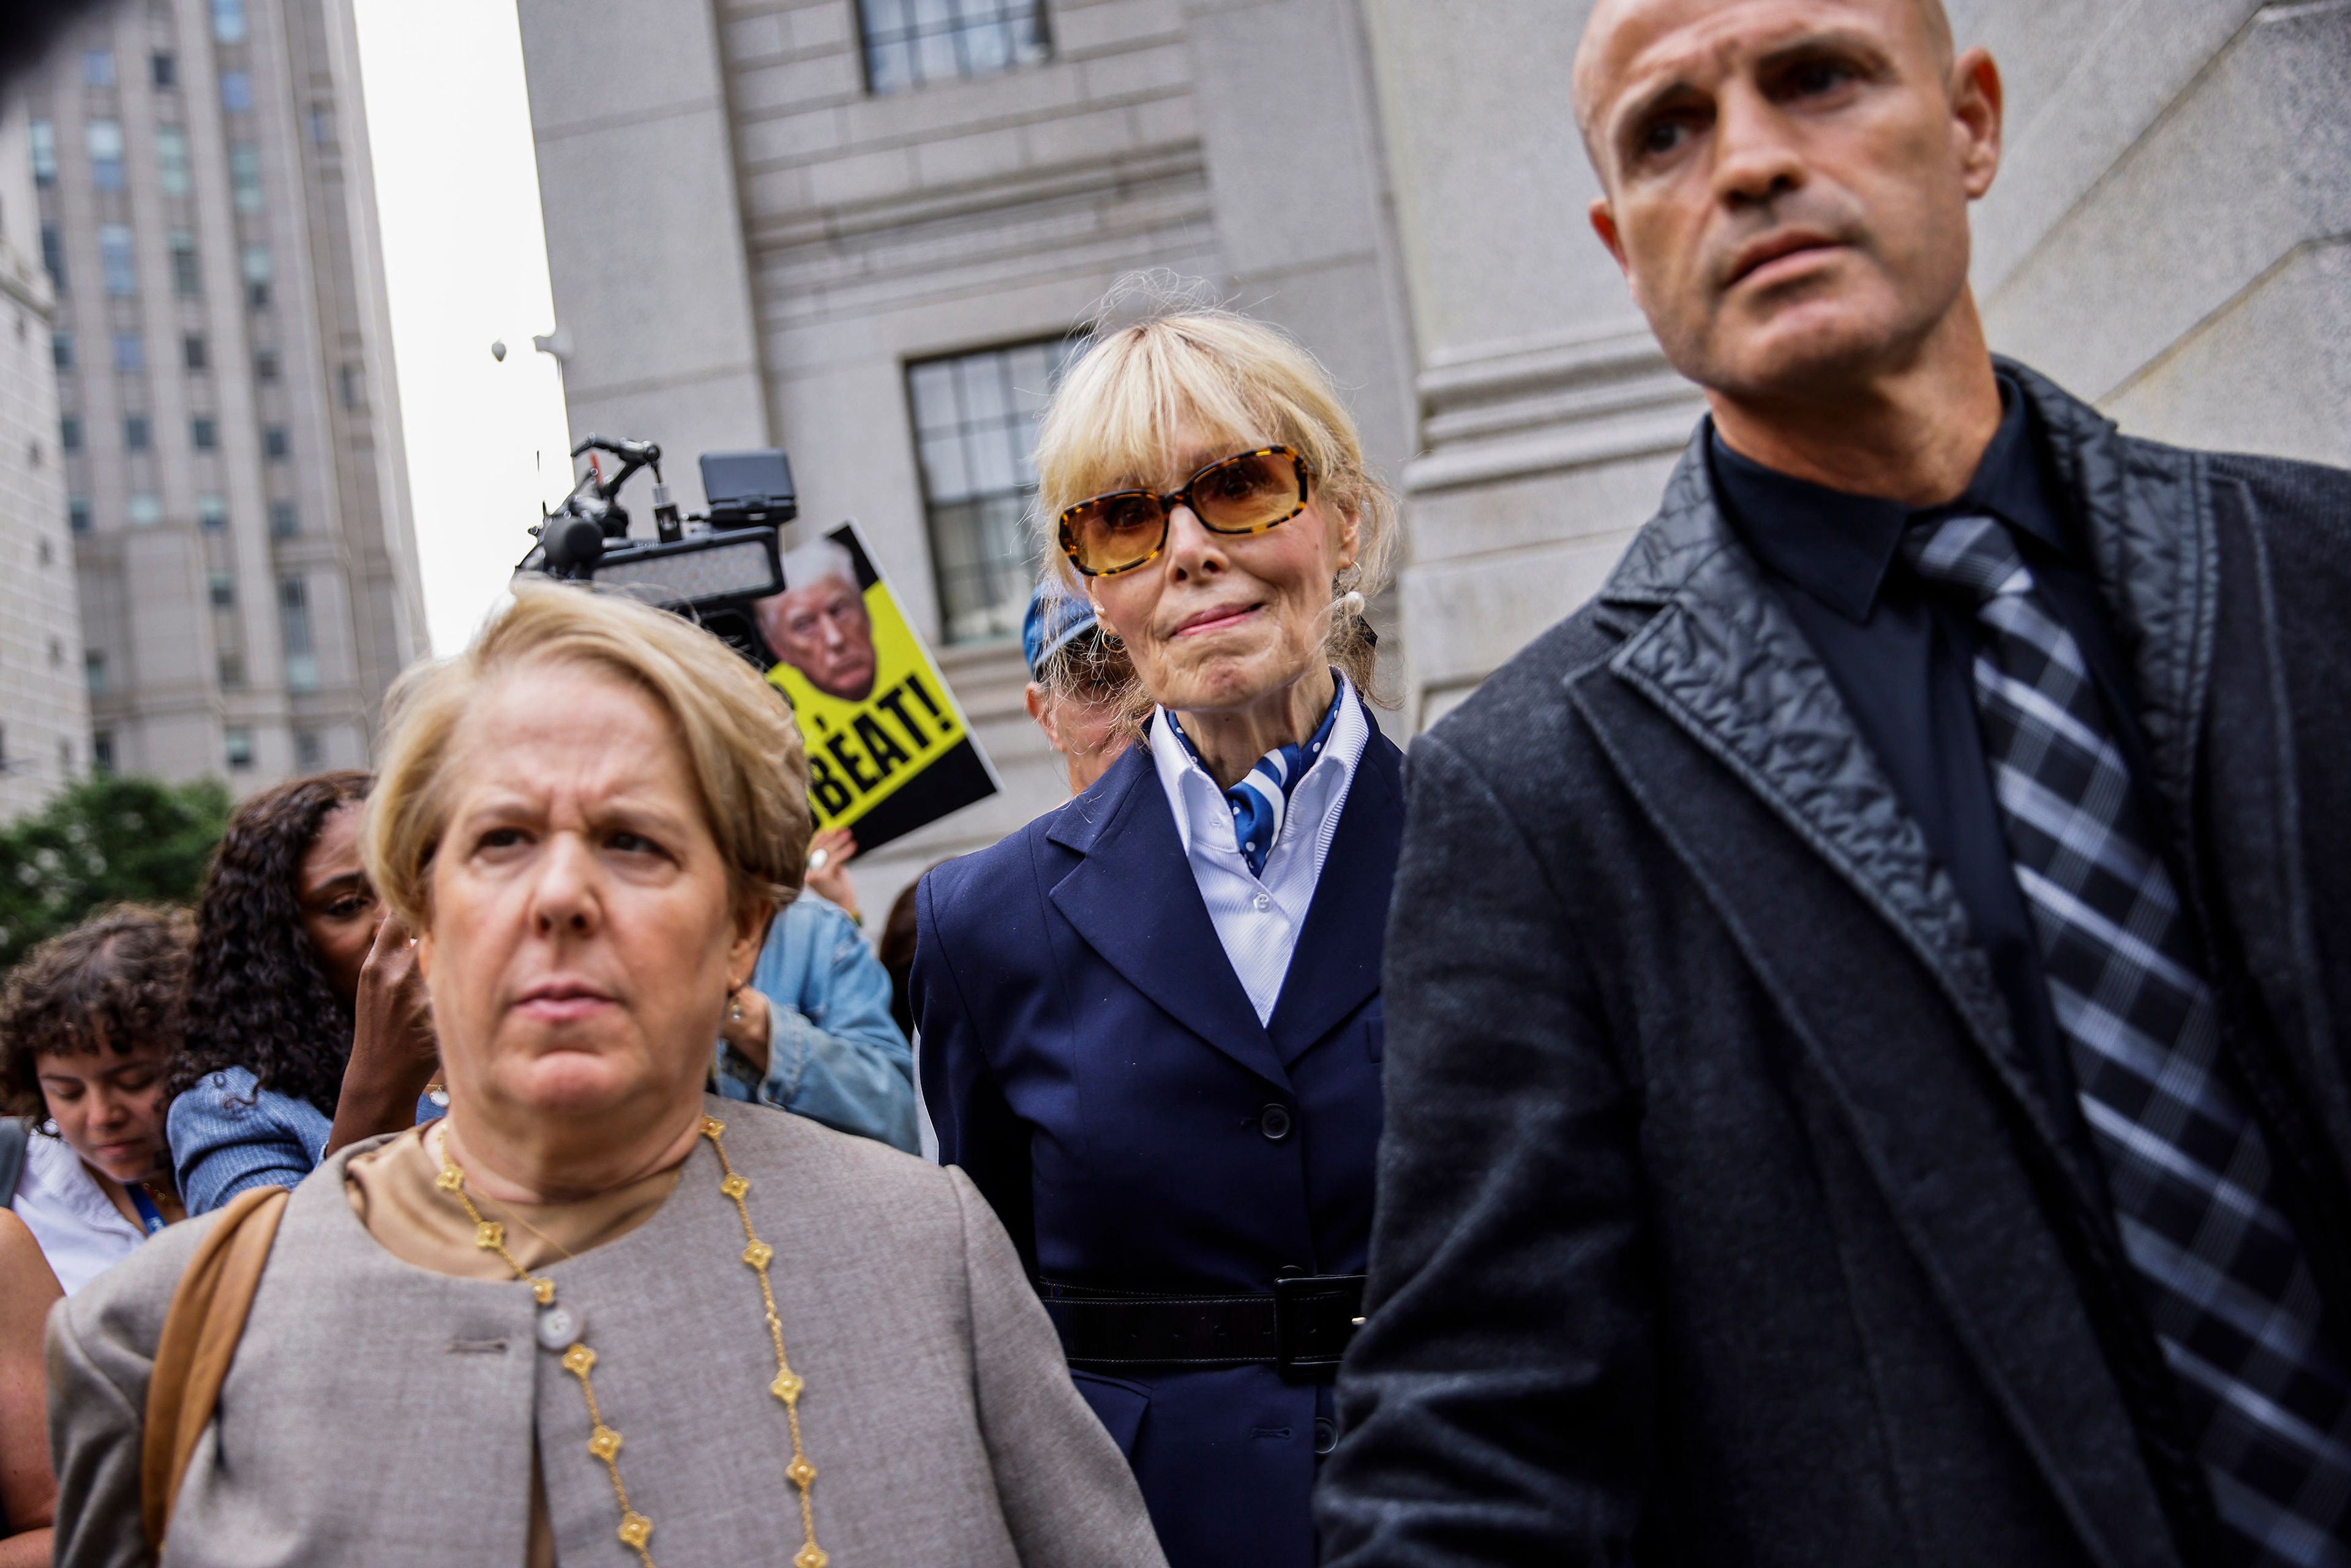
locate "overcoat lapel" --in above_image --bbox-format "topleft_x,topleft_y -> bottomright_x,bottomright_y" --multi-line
2012,361 -> 2351,1196
1047,745 -> 1291,1090
1265,731 -> 1404,1064
1580,434 -> 2181,1568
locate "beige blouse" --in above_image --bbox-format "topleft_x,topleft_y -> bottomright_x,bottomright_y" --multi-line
345,1124 -> 686,1567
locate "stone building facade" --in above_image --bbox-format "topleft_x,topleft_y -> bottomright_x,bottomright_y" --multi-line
517,0 -> 2349,915
24,0 -> 424,795
0,95 -> 92,819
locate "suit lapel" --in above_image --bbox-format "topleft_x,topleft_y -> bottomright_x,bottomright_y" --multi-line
1265,732 -> 1404,1064
1048,745 -> 1291,1090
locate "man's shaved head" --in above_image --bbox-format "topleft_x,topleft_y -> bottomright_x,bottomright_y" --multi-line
1566,0 -> 2003,422
1573,0 -> 1955,160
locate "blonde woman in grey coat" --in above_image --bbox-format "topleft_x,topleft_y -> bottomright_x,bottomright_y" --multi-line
48,584 -> 1167,1568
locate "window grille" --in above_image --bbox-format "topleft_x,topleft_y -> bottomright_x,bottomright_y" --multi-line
859,0 -> 1049,95
906,336 -> 1074,642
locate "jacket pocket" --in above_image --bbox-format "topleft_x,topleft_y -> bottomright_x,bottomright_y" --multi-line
1069,1368 -> 1150,1459
1363,999 -> 1384,1063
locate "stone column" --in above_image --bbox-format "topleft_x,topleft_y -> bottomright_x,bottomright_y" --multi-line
1357,0 -> 1703,729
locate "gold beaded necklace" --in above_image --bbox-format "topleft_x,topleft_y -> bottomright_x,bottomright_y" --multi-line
434,1114 -> 825,1568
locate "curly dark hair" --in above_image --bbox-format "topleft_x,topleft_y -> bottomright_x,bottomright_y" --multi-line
1,904 -> 195,1122
168,771 -> 372,1115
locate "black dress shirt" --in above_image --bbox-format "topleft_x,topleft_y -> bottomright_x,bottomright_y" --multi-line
1708,379 -> 2166,1142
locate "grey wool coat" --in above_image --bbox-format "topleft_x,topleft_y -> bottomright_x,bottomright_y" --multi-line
49,1096 -> 1170,1567
1316,362 -> 2351,1568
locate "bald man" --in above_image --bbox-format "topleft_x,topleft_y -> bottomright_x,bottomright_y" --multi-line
1319,3 -> 2351,1566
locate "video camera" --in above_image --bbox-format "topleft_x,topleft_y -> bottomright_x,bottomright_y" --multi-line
517,435 -> 798,667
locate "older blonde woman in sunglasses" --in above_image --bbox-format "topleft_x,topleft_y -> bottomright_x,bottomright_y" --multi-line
911,299 -> 1402,1568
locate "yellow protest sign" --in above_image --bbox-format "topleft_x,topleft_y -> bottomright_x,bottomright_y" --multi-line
757,523 -> 999,850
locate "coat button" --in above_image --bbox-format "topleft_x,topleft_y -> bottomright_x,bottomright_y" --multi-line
1258,1103 -> 1294,1142
1314,1417 -> 1338,1456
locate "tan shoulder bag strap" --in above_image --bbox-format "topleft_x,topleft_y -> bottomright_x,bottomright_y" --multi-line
141,1185 -> 290,1553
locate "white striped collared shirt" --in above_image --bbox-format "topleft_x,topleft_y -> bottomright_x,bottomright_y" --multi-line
1147,678 -> 1372,1023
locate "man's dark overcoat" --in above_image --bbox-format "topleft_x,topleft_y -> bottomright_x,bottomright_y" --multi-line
1316,364 -> 2351,1568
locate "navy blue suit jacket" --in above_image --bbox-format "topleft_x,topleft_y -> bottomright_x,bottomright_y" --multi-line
914,726 -> 1403,1568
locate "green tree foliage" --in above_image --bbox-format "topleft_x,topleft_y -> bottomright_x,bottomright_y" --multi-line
0,776 -> 231,972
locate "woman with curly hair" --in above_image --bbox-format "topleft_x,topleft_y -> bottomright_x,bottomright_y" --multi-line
1,904 -> 192,1293
167,771 -> 438,1213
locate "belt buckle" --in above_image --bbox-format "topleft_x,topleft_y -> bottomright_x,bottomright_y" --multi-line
1271,1273 -> 1365,1381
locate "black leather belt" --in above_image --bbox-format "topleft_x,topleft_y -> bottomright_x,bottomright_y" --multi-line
1039,1274 -> 1366,1381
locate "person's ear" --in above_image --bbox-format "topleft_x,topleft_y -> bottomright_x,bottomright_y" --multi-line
729,896 -> 774,978
1590,197 -> 1630,273
1026,683 -> 1067,755
1951,47 -> 2002,198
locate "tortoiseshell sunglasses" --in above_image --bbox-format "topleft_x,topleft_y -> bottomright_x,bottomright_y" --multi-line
1057,446 -> 1311,578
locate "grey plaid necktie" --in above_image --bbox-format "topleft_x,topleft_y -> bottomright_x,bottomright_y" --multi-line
1907,514 -> 2351,1567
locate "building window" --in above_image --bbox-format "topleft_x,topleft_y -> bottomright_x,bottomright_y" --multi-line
253,348 -> 278,380
69,495 -> 92,534
209,570 -> 234,607
269,500 -> 299,538
84,49 -> 116,88
263,425 -> 289,460
218,651 -> 246,689
860,0 -> 1050,95
907,337 -> 1073,641
85,651 -> 107,695
88,120 -> 126,190
293,730 -> 321,768
184,331 -> 208,370
171,231 -> 200,295
41,222 -> 65,288
339,363 -> 363,408
124,415 -> 151,452
192,416 -> 218,451
127,492 -> 162,527
152,51 -> 178,89
100,224 -> 135,295
60,416 -> 82,454
157,126 -> 191,195
92,732 -> 114,772
307,105 -> 335,148
280,576 -> 317,691
242,244 -> 271,309
29,121 -> 55,185
220,70 -> 253,114
228,143 -> 263,211
113,331 -> 144,372
52,331 -> 73,370
200,494 -> 228,530
212,0 -> 246,43
224,726 -> 255,770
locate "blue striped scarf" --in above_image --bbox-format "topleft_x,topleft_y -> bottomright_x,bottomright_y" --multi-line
1167,684 -> 1343,877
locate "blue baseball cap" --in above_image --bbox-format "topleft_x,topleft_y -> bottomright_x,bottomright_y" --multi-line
1021,582 -> 1098,679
